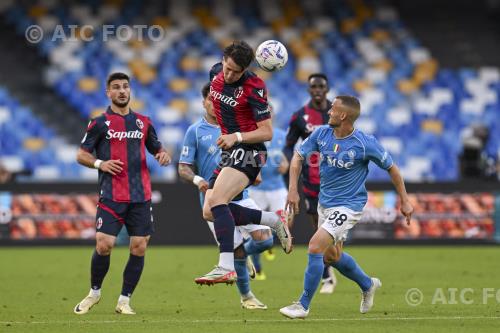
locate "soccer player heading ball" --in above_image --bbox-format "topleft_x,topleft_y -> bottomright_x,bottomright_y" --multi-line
74,72 -> 171,315
195,40 -> 293,285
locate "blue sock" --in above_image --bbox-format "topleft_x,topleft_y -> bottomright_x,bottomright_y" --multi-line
299,253 -> 324,310
332,252 -> 372,292
90,250 -> 110,290
244,237 -> 273,255
234,258 -> 250,296
251,253 -> 262,273
211,204 -> 235,253
322,265 -> 331,279
121,254 -> 145,297
228,203 -> 262,226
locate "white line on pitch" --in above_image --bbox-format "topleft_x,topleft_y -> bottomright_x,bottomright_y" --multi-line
2,316 -> 500,325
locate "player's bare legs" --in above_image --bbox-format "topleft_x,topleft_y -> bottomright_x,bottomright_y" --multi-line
74,232 -> 116,314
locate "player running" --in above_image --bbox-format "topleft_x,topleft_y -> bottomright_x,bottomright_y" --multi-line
280,96 -> 413,319
74,72 -> 171,315
284,73 -> 336,293
196,41 -> 292,285
178,83 -> 273,309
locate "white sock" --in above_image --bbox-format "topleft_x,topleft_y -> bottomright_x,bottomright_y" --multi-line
260,211 -> 280,227
242,291 -> 254,300
118,295 -> 130,303
218,252 -> 235,271
90,288 -> 101,297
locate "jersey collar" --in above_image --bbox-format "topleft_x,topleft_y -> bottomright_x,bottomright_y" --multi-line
202,116 -> 219,128
332,128 -> 356,140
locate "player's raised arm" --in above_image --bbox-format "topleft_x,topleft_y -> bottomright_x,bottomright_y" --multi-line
388,165 -> 413,225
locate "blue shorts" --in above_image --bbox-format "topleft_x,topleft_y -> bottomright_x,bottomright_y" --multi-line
95,198 -> 154,237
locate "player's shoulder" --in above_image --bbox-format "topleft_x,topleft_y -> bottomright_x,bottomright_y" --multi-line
209,62 -> 223,80
353,129 -> 378,144
290,106 -> 306,120
86,113 -> 107,130
186,119 -> 203,134
314,124 -> 331,135
132,111 -> 152,123
244,71 -> 266,88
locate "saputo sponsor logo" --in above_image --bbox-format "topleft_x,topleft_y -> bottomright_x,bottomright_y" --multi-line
210,87 -> 239,107
106,130 -> 144,140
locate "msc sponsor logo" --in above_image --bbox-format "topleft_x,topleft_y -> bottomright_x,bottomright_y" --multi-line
324,155 -> 354,169
106,130 -> 144,140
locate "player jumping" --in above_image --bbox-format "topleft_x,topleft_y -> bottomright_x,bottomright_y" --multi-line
195,41 -> 293,285
179,83 -> 273,309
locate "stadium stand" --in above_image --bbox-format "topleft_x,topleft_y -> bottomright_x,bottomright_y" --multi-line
0,0 -> 498,181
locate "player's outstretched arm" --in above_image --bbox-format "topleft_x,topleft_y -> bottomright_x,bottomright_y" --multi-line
178,163 -> 209,193
388,164 -> 413,225
216,119 -> 273,149
286,152 -> 304,215
76,148 -> 124,175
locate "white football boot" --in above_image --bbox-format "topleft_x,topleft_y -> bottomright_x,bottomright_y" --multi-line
74,291 -> 100,315
360,277 -> 382,314
279,301 -> 309,319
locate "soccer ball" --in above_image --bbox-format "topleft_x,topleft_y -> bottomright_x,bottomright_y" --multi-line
255,40 -> 288,72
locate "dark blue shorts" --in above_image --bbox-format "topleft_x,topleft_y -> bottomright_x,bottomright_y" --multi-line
95,198 -> 154,237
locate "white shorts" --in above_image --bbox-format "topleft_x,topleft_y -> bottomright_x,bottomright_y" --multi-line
248,188 -> 288,211
206,198 -> 271,249
317,205 -> 363,244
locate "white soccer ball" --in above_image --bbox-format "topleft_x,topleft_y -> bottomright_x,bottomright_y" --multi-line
255,40 -> 288,72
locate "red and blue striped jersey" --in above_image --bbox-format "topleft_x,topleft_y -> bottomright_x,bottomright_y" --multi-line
284,101 -> 332,198
209,63 -> 271,150
80,107 -> 162,203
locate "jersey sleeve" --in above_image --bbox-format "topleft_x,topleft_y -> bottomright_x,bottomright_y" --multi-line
80,118 -> 102,153
284,112 -> 302,161
247,77 -> 271,122
145,121 -> 163,155
297,127 -> 320,158
179,125 -> 197,165
365,135 -> 393,170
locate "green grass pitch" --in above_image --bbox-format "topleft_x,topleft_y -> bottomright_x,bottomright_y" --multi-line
1,246 -> 499,333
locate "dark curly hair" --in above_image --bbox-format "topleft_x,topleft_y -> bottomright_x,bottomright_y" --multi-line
223,40 -> 254,70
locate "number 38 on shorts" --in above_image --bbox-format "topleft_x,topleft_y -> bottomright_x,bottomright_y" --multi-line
318,205 -> 363,243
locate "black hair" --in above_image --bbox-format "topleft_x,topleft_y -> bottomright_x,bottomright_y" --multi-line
223,40 -> 254,70
308,73 -> 328,84
201,82 -> 211,99
106,72 -> 130,87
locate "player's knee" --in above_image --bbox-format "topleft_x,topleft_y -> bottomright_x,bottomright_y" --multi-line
95,242 -> 113,255
323,251 -> 340,265
130,242 -> 147,256
202,206 -> 213,221
307,241 -> 323,255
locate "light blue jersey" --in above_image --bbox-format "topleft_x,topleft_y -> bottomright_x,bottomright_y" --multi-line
297,126 -> 393,212
180,117 -> 248,205
253,128 -> 287,191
